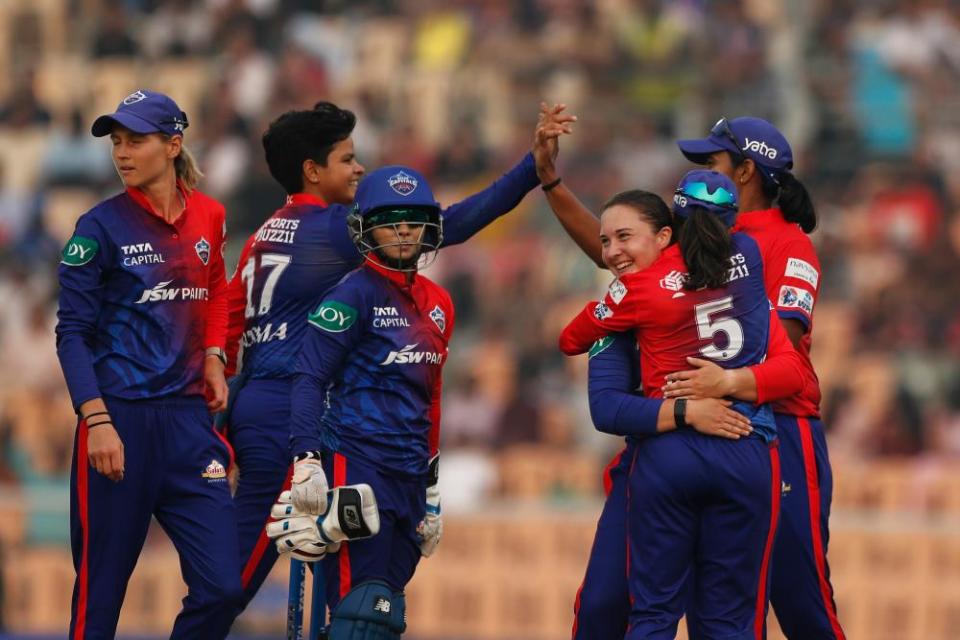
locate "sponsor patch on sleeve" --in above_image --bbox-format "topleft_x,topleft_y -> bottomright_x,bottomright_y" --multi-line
608,279 -> 628,304
777,285 -> 814,316
61,235 -> 99,266
588,335 -> 614,359
594,302 -> 614,321
785,257 -> 819,288
308,300 -> 358,333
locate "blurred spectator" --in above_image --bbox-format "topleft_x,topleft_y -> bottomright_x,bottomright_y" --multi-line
91,2 -> 140,58
142,0 -> 213,59
0,73 -> 51,129
40,109 -> 115,188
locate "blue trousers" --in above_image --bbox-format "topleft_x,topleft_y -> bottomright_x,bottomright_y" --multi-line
768,415 -> 844,639
626,430 -> 780,640
69,396 -> 242,639
572,442 -> 633,639
227,379 -> 293,610
321,452 -> 425,612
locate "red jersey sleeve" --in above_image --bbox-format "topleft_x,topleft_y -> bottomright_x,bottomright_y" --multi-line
204,203 -> 229,351
559,278 -> 641,355
428,292 -> 455,457
767,236 -> 821,332
224,233 -> 256,376
751,308 -> 806,403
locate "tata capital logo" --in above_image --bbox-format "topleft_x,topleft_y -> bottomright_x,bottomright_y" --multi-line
123,90 -> 148,105
387,171 -> 418,195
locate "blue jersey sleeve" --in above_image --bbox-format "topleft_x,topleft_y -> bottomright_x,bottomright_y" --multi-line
587,332 -> 663,437
289,276 -> 369,457
55,213 -> 112,409
439,153 -> 538,246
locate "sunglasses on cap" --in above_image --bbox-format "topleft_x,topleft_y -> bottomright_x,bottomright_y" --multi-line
675,181 -> 738,210
366,208 -> 436,226
710,118 -> 746,161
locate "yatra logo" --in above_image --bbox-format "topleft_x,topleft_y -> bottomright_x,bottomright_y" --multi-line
744,137 -> 777,160
673,193 -> 688,208
201,459 -> 226,482
381,343 -> 444,365
135,280 -> 209,304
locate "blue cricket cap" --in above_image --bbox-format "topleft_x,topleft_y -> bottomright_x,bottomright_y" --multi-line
677,117 -> 793,183
355,166 -> 440,216
91,90 -> 189,138
672,169 -> 739,227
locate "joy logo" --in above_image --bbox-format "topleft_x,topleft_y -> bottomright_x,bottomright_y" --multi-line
61,236 -> 99,266
122,90 -> 148,105
744,137 -> 777,159
308,301 -> 358,333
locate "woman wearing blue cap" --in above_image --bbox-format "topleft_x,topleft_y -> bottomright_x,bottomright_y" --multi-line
55,89 -> 240,638
265,165 -> 454,637
674,117 -> 844,640
559,170 -> 806,639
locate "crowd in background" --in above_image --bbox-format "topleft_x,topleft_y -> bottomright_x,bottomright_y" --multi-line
0,0 -> 959,546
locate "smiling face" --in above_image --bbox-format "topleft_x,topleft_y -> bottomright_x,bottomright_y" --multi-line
307,137 -> 364,204
110,125 -> 179,189
600,204 -> 672,277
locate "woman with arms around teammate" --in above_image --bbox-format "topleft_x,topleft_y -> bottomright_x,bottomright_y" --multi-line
673,117 -> 844,639
55,90 -> 238,639
560,170 -> 804,639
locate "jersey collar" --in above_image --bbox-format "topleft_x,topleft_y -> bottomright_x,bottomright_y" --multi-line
732,207 -> 783,232
364,254 -> 419,289
285,193 -> 329,208
126,180 -> 191,225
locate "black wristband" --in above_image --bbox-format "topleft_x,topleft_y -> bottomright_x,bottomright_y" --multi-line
83,411 -> 110,420
541,177 -> 562,192
293,450 -> 322,464
86,420 -> 113,429
673,398 -> 688,429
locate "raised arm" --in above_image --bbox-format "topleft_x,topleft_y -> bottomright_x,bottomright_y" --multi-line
534,102 -> 604,267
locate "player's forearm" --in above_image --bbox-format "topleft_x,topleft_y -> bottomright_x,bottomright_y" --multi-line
438,153 -> 538,247
288,373 -> 327,457
543,182 -> 604,267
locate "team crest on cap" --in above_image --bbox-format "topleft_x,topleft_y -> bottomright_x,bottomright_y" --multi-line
388,171 -> 418,196
429,305 -> 446,332
123,90 -> 148,105
195,236 -> 211,265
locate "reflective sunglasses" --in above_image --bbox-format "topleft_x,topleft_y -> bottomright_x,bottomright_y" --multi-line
710,117 -> 745,161
366,208 -> 436,226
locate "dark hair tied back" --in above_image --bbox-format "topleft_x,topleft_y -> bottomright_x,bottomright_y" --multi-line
677,207 -> 733,290
776,172 -> 817,233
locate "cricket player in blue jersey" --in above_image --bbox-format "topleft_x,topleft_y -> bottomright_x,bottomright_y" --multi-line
55,90 -> 240,639
218,101 -> 575,625
263,164 -> 454,637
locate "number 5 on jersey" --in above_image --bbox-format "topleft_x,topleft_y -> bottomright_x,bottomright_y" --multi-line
695,296 -> 744,361
241,252 -> 292,318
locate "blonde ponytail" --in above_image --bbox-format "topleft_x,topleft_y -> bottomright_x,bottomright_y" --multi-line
174,144 -> 204,192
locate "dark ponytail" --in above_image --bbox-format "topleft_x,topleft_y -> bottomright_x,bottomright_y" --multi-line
677,207 -> 732,290
777,172 -> 817,233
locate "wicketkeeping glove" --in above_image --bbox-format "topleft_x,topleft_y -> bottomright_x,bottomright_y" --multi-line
290,452 -> 328,515
267,484 -> 381,560
416,454 -> 442,557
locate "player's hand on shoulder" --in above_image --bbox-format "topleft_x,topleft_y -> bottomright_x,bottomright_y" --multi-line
685,399 -> 752,440
290,455 -> 329,515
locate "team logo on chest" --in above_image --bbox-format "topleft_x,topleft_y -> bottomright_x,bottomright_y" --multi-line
429,305 -> 446,332
194,236 -> 211,265
388,170 -> 418,195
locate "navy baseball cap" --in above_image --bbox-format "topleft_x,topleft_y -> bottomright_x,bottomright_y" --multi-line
672,170 -> 739,227
355,166 -> 440,217
91,90 -> 189,138
677,117 -> 793,183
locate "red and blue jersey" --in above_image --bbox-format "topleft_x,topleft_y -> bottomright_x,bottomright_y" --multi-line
735,208 -> 821,417
56,185 -> 228,408
560,233 -> 780,441
225,153 -> 537,379
290,259 -> 453,476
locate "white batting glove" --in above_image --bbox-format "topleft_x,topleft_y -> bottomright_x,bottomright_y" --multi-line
416,454 -> 442,557
290,453 -> 328,515
267,485 -> 380,559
